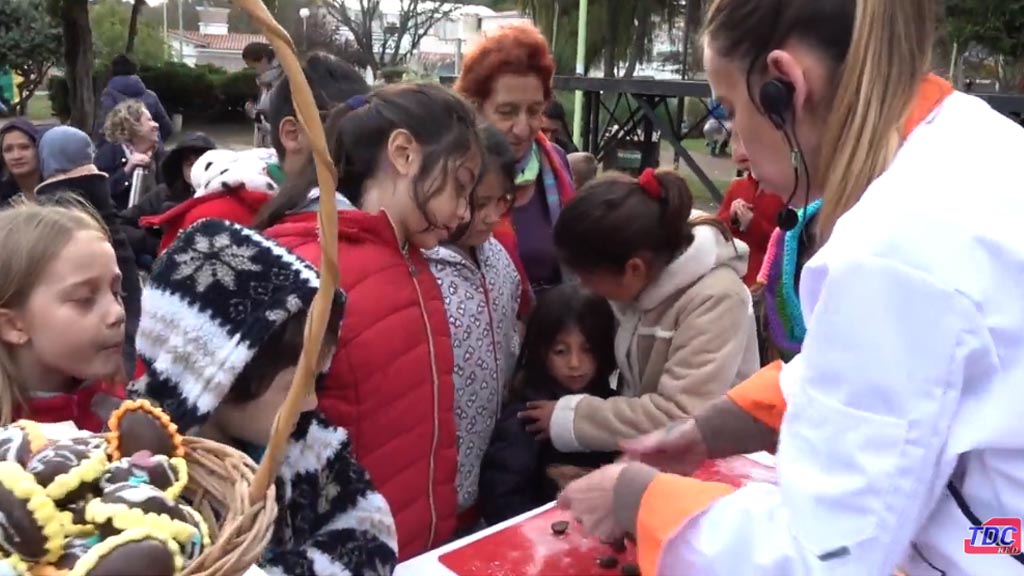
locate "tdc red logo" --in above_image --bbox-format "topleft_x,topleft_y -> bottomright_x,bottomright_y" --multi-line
964,517 -> 1023,555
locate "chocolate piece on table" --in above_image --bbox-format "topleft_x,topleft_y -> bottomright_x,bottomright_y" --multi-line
621,562 -> 641,576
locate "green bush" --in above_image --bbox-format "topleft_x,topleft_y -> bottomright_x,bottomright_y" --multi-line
48,62 -> 257,125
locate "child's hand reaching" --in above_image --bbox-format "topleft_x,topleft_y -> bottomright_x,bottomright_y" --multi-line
546,464 -> 592,490
519,400 -> 556,440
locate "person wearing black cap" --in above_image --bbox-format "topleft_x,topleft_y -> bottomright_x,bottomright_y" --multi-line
118,132 -> 216,270
0,118 -> 42,204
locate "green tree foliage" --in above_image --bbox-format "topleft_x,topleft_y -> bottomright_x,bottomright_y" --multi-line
946,0 -> 1024,58
91,0 -> 168,66
519,0 -> 685,77
0,0 -> 64,114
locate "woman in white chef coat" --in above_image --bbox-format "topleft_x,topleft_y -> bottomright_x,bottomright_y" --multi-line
558,0 -> 1024,574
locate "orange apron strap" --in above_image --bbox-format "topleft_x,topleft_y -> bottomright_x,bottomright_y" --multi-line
637,474 -> 736,576
903,74 -> 954,138
726,360 -> 786,430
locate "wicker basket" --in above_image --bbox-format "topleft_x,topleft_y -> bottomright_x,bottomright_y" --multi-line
172,0 -> 342,574
178,437 -> 277,575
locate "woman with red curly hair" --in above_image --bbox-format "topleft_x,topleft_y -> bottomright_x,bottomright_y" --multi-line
456,24 -> 576,314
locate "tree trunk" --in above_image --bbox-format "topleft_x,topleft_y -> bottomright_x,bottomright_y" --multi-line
62,0 -> 95,132
684,0 -> 704,75
125,0 -> 144,54
623,2 -> 649,78
602,0 -> 617,77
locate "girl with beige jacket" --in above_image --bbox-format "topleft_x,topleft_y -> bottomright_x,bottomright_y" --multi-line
519,168 -> 759,453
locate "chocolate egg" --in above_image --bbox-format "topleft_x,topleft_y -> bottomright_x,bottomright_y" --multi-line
110,413 -> 175,461
0,463 -> 63,563
0,422 -> 46,467
65,436 -> 109,454
25,441 -> 107,506
99,453 -> 186,499
85,482 -> 198,548
105,401 -> 182,461
38,534 -> 102,573
178,504 -> 210,566
65,529 -> 181,576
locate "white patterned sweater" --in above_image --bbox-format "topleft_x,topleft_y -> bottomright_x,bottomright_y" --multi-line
425,239 -> 522,512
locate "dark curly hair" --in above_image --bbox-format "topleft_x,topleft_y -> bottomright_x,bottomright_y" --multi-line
455,23 -> 555,104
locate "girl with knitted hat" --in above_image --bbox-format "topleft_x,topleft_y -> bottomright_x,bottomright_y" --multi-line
131,219 -> 397,575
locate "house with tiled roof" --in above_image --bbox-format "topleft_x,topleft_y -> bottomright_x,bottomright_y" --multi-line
167,7 -> 265,71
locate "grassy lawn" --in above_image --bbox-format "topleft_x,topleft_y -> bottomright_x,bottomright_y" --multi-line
685,175 -> 732,209
25,92 -> 53,121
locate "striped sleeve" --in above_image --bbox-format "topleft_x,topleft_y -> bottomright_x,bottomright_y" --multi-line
262,412 -> 398,576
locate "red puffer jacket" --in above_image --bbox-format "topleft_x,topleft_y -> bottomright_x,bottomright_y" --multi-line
264,209 -> 457,560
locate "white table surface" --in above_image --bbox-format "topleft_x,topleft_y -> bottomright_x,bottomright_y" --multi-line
395,452 -> 776,576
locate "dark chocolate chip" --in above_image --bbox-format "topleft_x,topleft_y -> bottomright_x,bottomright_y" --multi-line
597,556 -> 619,569
621,562 -> 641,576
550,520 -> 569,535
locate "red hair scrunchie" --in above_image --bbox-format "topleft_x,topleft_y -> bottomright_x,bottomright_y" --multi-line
638,168 -> 662,200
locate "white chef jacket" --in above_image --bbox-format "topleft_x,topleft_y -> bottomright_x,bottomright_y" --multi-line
658,92 -> 1024,575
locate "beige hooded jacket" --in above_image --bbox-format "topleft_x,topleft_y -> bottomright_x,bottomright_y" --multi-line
549,219 -> 760,452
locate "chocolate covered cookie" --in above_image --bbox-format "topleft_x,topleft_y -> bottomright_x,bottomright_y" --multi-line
105,401 -> 183,462
99,453 -> 187,500
65,528 -> 182,576
0,462 -> 64,563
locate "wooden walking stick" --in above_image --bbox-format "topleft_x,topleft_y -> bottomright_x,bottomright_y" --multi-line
229,0 -> 341,504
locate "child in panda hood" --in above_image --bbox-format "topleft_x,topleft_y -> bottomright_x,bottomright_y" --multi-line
130,218 -> 397,575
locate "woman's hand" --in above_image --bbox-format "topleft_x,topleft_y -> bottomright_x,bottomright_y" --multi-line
556,463 -> 628,542
735,202 -> 754,230
728,198 -> 746,218
126,151 -> 152,172
519,400 -> 556,440
619,420 -> 709,475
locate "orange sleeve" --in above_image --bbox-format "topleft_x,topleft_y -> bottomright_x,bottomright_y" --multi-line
637,474 -> 736,576
726,360 -> 786,430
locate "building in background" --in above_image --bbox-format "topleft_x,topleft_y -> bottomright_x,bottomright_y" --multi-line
168,7 -> 266,71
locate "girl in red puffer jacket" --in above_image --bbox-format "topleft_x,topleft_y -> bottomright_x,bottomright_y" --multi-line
254,83 -> 482,560
0,203 -> 126,431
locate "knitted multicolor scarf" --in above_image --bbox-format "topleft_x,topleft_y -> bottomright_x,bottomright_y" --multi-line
758,199 -> 822,360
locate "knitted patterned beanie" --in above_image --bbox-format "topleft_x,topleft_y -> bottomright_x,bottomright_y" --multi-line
132,218 -> 345,434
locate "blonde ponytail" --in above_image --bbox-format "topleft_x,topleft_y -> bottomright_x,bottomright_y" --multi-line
815,0 -> 935,241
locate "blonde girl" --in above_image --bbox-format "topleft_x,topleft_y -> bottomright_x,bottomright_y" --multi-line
0,202 -> 127,430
